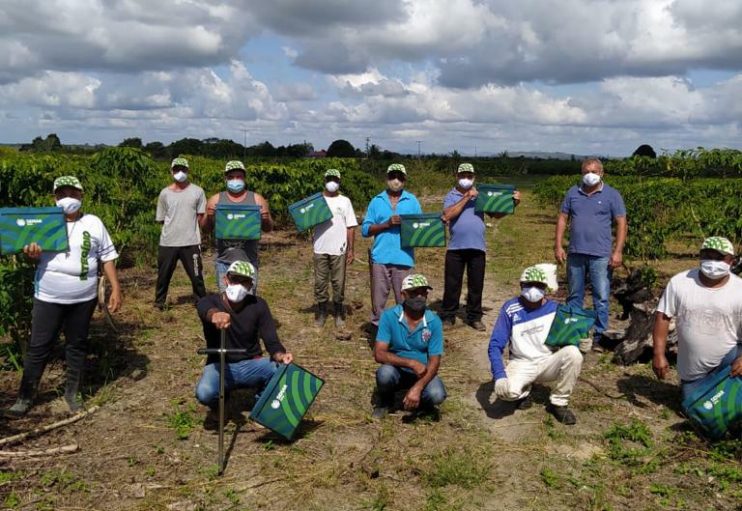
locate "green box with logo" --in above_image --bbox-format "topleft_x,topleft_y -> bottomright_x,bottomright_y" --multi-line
288,193 -> 333,232
215,204 -> 262,241
250,363 -> 325,440
474,184 -> 516,214
682,365 -> 742,439
0,207 -> 69,255
400,213 -> 446,248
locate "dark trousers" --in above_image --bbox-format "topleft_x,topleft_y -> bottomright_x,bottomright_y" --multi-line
155,245 -> 206,306
442,249 -> 486,322
19,298 -> 98,397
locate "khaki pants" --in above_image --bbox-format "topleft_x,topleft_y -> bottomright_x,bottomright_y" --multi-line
313,253 -> 347,305
499,346 -> 583,407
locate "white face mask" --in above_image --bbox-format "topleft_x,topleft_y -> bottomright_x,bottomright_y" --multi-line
521,286 -> 545,303
387,179 -> 404,192
458,178 -> 474,190
173,171 -> 188,183
582,172 -> 601,187
700,260 -> 730,280
225,283 -> 249,302
325,181 -> 340,193
56,197 -> 82,215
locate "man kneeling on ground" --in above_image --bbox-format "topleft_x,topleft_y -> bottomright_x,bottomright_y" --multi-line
488,266 -> 583,425
372,274 -> 446,419
195,261 -> 293,419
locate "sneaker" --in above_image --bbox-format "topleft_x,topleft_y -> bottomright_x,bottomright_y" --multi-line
467,320 -> 487,332
371,406 -> 389,420
441,317 -> 455,329
5,398 -> 32,418
547,403 -> 577,425
516,395 -> 533,410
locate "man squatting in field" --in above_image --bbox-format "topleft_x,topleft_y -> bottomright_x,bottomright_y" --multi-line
154,157 -> 207,309
7,176 -> 122,417
201,160 -> 273,293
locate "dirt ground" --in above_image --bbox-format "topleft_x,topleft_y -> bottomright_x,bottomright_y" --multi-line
1,181 -> 740,511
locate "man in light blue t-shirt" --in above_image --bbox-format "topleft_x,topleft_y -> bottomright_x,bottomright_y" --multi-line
554,158 -> 627,348
372,274 -> 446,420
441,163 -> 521,331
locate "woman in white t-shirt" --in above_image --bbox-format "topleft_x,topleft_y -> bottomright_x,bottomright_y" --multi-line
6,176 -> 122,417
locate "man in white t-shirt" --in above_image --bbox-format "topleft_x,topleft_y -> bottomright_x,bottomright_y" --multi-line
312,169 -> 358,328
653,236 -> 742,401
6,176 -> 122,417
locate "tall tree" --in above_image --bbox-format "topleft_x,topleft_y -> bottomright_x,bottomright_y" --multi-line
326,139 -> 356,158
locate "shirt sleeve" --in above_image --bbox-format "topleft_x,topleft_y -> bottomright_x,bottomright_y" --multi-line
196,188 -> 207,215
96,218 -> 119,262
611,189 -> 627,218
375,309 -> 393,344
412,196 -> 423,214
156,191 -> 166,221
361,198 -> 377,237
488,304 -> 513,380
443,190 -> 458,208
559,191 -> 571,215
656,279 -> 676,318
427,316 -> 444,356
344,198 -> 359,228
257,300 -> 287,356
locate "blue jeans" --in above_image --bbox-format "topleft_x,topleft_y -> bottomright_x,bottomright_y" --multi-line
215,260 -> 259,293
681,345 -> 740,402
375,364 -> 447,409
195,357 -> 277,409
566,253 -> 612,339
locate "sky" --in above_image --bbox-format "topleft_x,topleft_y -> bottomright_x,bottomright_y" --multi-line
1,0 -> 741,156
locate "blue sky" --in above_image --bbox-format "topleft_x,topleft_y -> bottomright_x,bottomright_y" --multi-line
1,0 -> 741,156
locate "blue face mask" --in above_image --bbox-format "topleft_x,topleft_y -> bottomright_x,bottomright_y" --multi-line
226,179 -> 245,193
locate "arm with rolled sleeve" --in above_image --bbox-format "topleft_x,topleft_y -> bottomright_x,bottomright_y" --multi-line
488,304 -> 513,380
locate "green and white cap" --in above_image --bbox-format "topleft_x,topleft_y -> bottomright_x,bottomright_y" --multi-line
457,163 -> 475,174
225,160 -> 246,173
171,157 -> 189,169
226,260 -> 256,279
701,236 -> 734,256
401,274 -> 432,291
519,266 -> 549,286
324,168 -> 341,178
386,163 -> 407,175
53,175 -> 83,192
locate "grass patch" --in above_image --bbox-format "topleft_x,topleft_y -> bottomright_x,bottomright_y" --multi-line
423,447 -> 491,489
165,399 -> 198,440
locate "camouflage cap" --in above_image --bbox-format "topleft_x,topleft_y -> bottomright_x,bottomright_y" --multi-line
53,176 -> 83,192
519,266 -> 549,286
701,236 -> 735,256
171,157 -> 189,169
401,274 -> 432,291
457,163 -> 475,174
226,260 -> 256,279
225,160 -> 246,173
324,168 -> 341,179
386,163 -> 407,175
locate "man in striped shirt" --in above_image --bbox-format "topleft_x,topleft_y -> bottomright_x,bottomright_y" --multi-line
487,266 -> 583,424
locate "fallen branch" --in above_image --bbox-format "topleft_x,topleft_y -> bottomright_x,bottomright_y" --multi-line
0,443 -> 79,458
0,406 -> 99,447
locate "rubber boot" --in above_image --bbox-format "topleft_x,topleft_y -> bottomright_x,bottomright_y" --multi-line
334,302 -> 346,328
6,374 -> 39,418
64,368 -> 84,414
314,302 -> 328,327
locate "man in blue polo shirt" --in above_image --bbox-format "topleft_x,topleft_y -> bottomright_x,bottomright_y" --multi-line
372,274 -> 446,419
441,163 -> 521,331
362,163 -> 423,326
554,158 -> 627,349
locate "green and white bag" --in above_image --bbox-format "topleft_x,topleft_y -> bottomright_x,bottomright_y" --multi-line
474,184 -> 516,214
544,304 -> 596,348
400,213 -> 446,248
215,204 -> 262,240
288,193 -> 333,232
0,207 -> 69,255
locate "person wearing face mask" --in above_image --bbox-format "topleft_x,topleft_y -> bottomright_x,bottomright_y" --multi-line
554,158 -> 627,350
311,169 -> 358,328
361,163 -> 423,329
653,237 -> 742,401
488,266 -> 583,425
195,260 -> 293,418
155,157 -> 207,309
441,163 -> 521,331
5,176 -> 122,417
372,274 -> 446,420
201,160 -> 273,292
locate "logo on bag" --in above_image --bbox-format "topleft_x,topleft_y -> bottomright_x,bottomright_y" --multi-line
414,222 -> 431,229
488,191 -> 503,197
227,213 -> 234,220
702,389 -> 725,410
271,383 -> 288,409
300,204 -> 315,215
16,218 -> 42,227
564,318 -> 579,324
